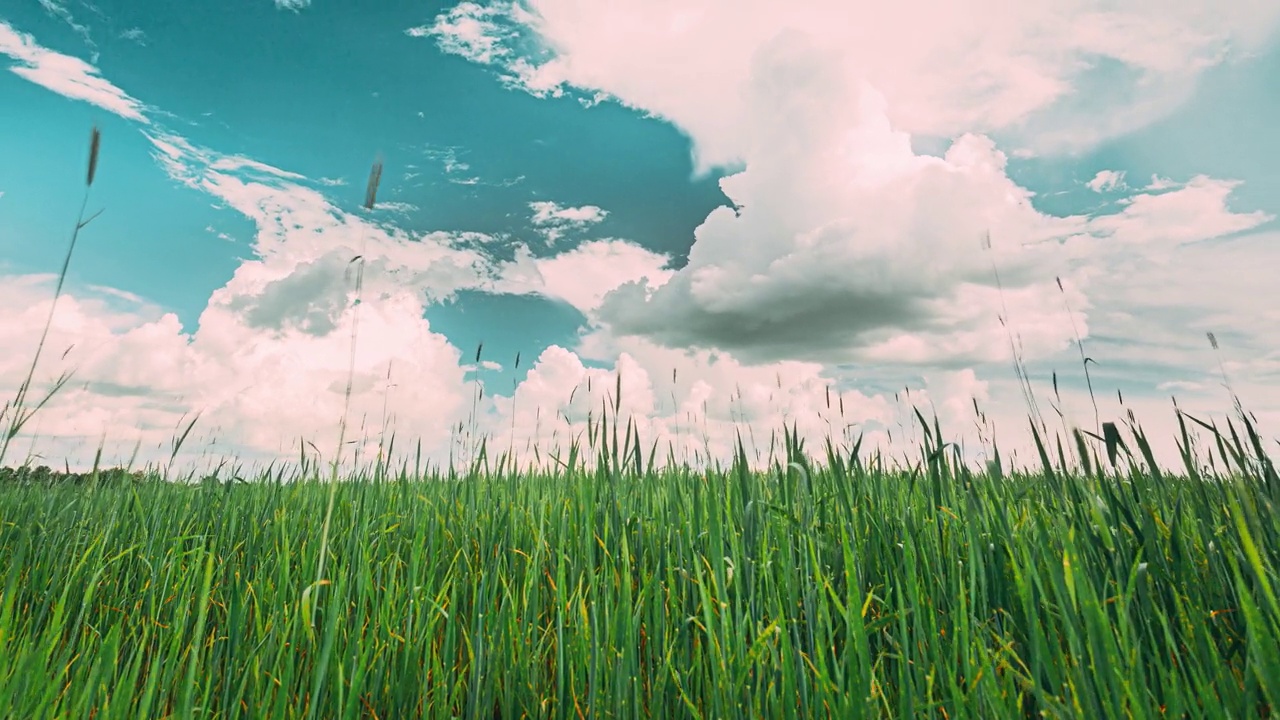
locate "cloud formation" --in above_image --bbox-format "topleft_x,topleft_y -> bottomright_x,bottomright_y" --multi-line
498,239 -> 673,315
1087,171 -> 1127,193
2,10 -> 1277,478
527,200 -> 607,244
0,21 -> 148,121
418,0 -> 1280,168
415,6 -> 1275,374
36,0 -> 97,61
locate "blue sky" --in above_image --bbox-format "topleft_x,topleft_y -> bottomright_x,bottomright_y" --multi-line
1,0 -> 1277,473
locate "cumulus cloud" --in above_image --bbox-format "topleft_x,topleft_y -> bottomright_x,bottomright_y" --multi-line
3,120 -> 520,469
416,11 -> 1275,380
0,21 -> 148,122
407,1 -> 1276,473
497,239 -> 673,315
589,39 -> 1080,366
487,338 -> 903,468
0,271 -> 472,471
410,3 -> 1275,372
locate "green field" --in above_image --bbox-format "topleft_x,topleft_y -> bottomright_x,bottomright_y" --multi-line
1,414 -> 1278,719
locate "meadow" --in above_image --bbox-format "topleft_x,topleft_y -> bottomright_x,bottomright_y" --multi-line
0,130 -> 1278,719
1,416 -> 1279,719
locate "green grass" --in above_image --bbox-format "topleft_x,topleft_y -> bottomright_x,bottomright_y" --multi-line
0,413 -> 1277,719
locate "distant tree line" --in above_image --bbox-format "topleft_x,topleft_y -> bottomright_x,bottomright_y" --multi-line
0,465 -> 151,486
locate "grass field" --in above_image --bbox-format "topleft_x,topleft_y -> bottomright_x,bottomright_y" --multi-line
1,413 -> 1278,719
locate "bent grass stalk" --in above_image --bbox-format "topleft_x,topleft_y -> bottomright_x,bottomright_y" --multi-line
1057,276 -> 1100,435
308,160 -> 381,676
982,230 -> 1044,433
1,128 -> 104,468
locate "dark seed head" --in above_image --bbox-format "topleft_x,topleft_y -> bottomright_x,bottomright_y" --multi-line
86,127 -> 101,187
364,159 -> 383,210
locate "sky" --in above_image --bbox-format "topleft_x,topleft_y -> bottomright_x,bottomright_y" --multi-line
1,0 -> 1277,475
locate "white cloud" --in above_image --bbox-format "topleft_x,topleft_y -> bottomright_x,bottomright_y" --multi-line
0,272 -> 472,471
408,2 -> 1279,476
414,8 -> 1274,380
486,338 -> 903,468
1,124 -> 535,470
527,200 -> 608,244
406,0 -> 1274,396
1085,176 -> 1271,246
209,155 -> 307,180
529,201 -> 607,226
1087,170 -> 1127,192
591,65 -> 1083,366
373,201 -> 419,215
0,21 -> 148,122
408,2 -> 517,65
275,0 -> 312,10
415,0 -> 1280,168
497,239 -> 672,315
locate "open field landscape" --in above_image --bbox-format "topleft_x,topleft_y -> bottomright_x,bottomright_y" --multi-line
4,0 -> 1280,717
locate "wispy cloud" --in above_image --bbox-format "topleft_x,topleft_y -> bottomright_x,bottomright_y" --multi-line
528,200 -> 608,244
407,2 -> 517,65
0,21 -> 148,122
374,201 -> 419,215
36,0 -> 98,61
274,0 -> 312,10
118,28 -> 147,46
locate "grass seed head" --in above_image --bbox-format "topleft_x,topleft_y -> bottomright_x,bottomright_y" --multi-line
364,159 -> 383,210
86,127 -> 101,187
